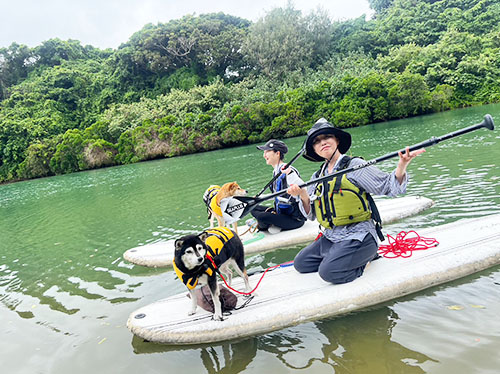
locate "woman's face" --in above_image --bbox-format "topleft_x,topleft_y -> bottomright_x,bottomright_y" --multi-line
263,150 -> 281,166
312,134 -> 339,159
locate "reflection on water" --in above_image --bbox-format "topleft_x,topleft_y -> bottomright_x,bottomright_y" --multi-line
391,267 -> 500,373
258,308 -> 433,373
130,306 -> 434,373
1,104 -> 500,373
132,336 -> 258,373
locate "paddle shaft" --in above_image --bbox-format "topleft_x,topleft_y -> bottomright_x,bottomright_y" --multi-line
243,114 -> 494,211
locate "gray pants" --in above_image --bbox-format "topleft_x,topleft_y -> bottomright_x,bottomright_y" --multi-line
294,233 -> 378,284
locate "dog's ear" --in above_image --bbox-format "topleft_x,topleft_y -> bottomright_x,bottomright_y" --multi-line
198,231 -> 210,243
174,239 -> 184,251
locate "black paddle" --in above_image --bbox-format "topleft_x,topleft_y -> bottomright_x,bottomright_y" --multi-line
254,143 -> 306,197
223,114 -> 495,222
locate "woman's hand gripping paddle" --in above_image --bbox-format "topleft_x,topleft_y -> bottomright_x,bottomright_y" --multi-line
223,114 -> 495,223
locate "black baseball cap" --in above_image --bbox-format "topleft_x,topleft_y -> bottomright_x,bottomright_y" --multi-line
256,139 -> 288,154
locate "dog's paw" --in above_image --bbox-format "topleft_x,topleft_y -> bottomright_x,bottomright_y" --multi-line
212,314 -> 224,321
188,310 -> 196,316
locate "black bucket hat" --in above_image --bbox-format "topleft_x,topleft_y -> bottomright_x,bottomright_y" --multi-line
303,118 -> 351,162
256,139 -> 288,154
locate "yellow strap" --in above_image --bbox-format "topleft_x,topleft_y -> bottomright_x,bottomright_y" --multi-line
209,197 -> 223,216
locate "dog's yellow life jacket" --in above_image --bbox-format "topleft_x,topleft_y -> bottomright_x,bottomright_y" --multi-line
203,185 -> 222,216
210,196 -> 222,217
173,227 -> 235,290
204,227 -> 234,256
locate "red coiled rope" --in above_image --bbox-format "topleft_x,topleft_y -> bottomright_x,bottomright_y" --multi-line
378,230 -> 439,258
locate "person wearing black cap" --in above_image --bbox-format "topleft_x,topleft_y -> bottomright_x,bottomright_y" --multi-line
250,139 -> 306,234
287,118 -> 425,284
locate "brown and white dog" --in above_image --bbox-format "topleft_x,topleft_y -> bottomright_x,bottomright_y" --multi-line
203,182 -> 247,234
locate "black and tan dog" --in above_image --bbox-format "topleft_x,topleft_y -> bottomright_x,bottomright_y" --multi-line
173,227 -> 251,321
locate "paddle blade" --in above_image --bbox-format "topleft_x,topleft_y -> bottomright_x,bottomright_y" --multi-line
220,196 -> 260,224
483,114 -> 495,131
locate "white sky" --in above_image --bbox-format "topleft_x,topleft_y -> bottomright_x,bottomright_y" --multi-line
0,0 -> 373,50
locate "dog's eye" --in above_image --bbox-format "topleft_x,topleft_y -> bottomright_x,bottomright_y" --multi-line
185,249 -> 194,254
196,245 -> 204,251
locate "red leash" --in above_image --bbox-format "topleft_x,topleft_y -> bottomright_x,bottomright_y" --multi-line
206,256 -> 293,295
204,230 -> 437,296
378,230 -> 439,258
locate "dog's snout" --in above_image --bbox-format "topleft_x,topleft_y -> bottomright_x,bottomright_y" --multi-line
197,256 -> 204,264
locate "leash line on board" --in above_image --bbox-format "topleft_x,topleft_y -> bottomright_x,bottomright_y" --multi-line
205,256 -> 294,296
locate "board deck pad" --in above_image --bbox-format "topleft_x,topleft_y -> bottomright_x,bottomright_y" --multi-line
127,213 -> 500,345
123,195 -> 434,267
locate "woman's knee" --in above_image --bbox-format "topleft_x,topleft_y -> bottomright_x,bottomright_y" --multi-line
293,251 -> 320,274
293,254 -> 310,273
318,266 -> 362,284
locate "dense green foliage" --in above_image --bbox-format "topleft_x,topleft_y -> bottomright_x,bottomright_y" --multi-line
1,0 -> 499,183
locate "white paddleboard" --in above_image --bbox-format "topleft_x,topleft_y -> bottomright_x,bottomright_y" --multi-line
123,195 -> 434,267
127,213 -> 500,345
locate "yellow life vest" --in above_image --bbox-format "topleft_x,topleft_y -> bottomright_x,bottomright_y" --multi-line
173,227 -> 234,289
203,185 -> 222,217
313,156 -> 372,229
210,196 -> 222,217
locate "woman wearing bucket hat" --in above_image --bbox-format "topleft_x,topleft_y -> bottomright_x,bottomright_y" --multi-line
250,139 -> 306,234
287,118 -> 425,284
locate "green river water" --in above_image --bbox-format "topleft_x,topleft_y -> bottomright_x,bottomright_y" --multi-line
1,104 -> 500,374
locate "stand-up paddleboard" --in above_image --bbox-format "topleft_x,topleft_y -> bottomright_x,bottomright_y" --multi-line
123,195 -> 434,267
127,213 -> 500,345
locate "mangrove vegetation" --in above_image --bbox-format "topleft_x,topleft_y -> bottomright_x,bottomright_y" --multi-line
1,0 -> 499,183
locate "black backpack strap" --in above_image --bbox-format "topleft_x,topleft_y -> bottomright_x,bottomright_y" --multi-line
337,155 -> 353,170
366,193 -> 385,241
322,180 -> 334,227
314,163 -> 334,226
333,156 -> 352,193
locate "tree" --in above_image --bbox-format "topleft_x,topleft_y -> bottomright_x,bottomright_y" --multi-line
242,2 -> 332,78
33,38 -> 108,68
388,72 -> 431,117
0,43 -> 34,100
117,13 -> 250,87
369,0 -> 394,14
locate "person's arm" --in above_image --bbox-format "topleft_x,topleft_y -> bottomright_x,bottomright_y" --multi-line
395,146 -> 426,184
349,148 -> 424,196
348,158 -> 406,197
284,168 -> 304,197
287,184 -> 311,215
